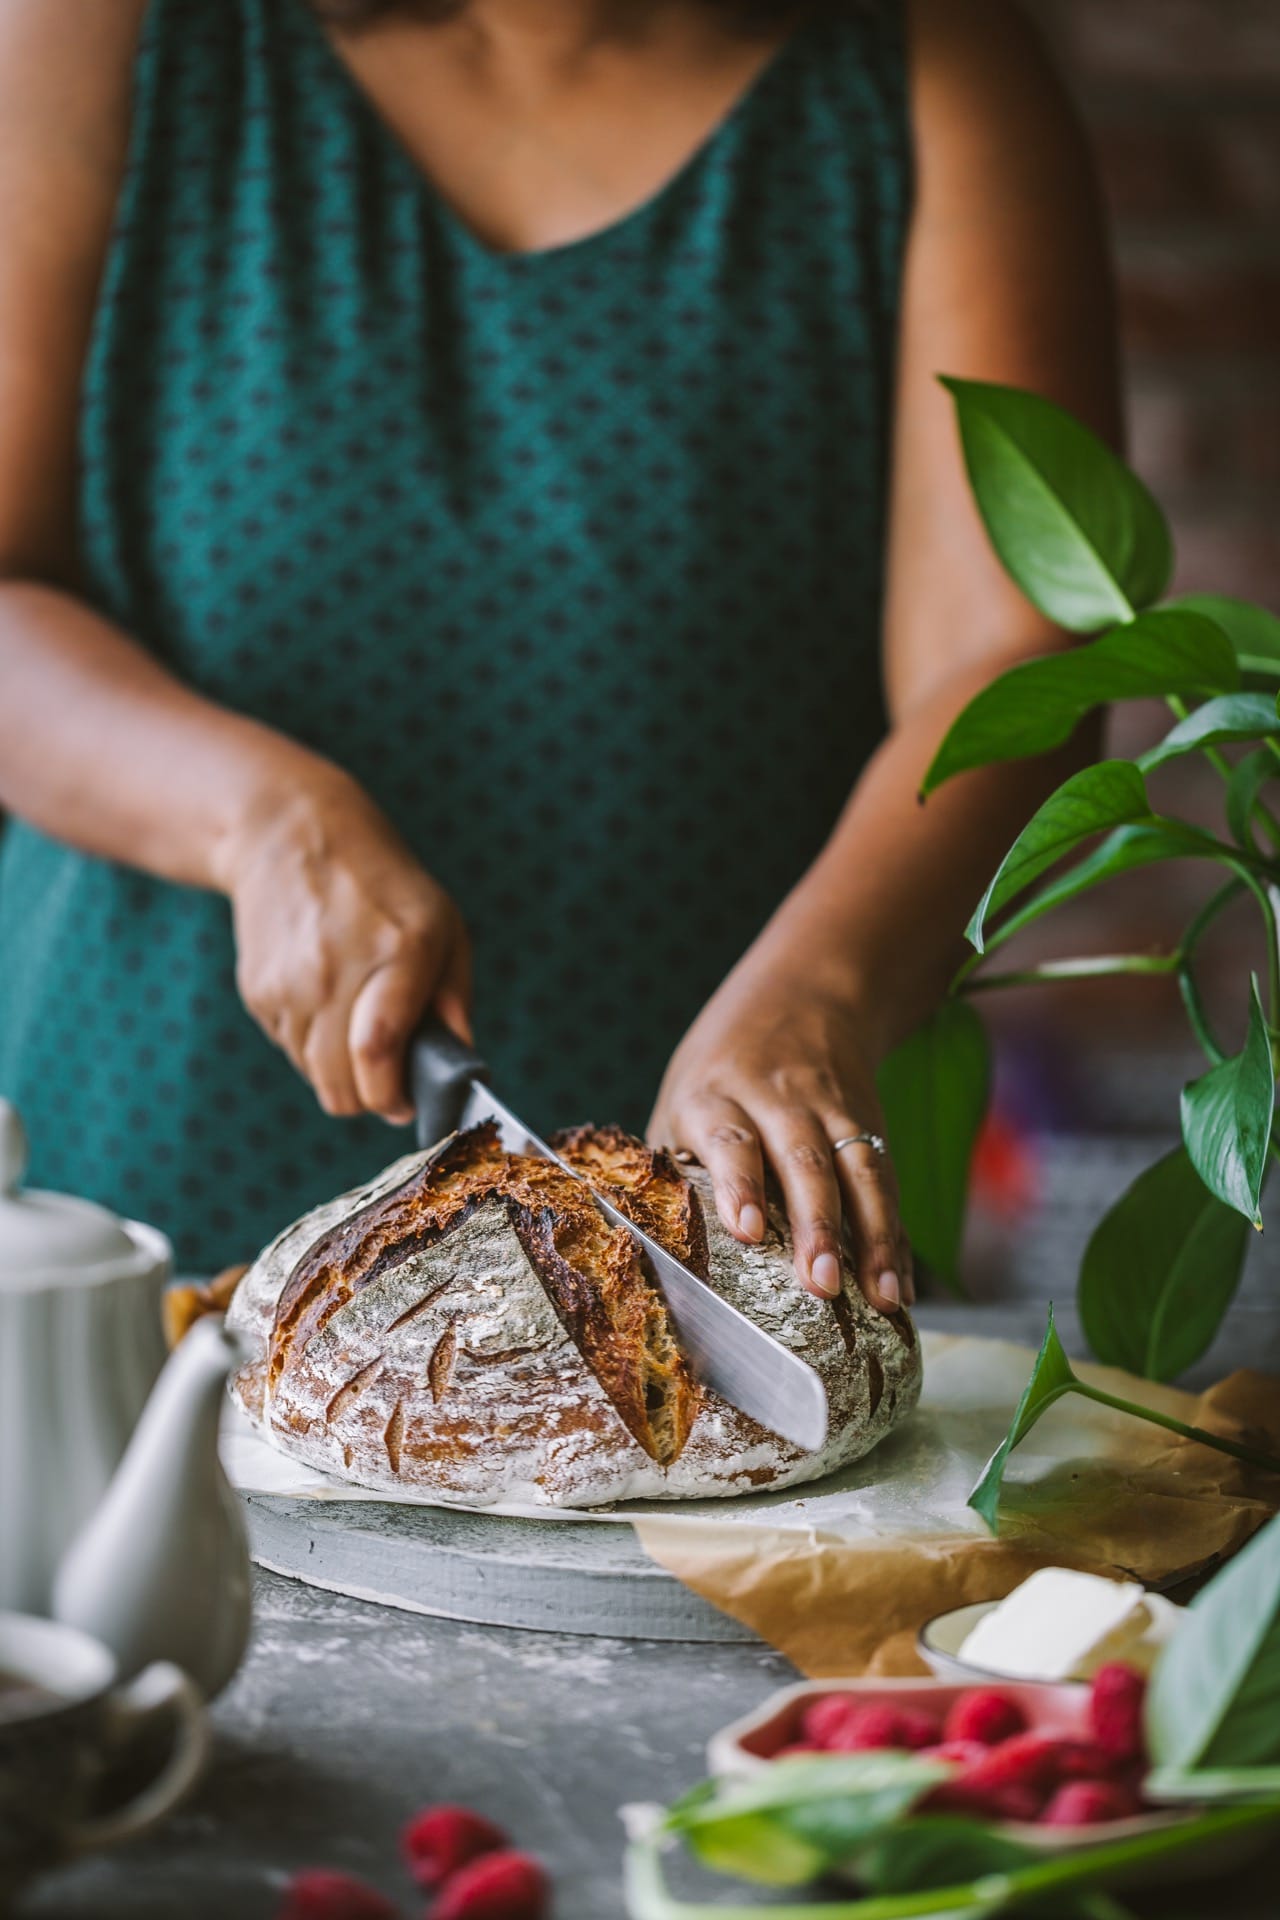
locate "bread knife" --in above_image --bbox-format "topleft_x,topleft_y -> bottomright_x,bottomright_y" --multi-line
410,1016 -> 829,1453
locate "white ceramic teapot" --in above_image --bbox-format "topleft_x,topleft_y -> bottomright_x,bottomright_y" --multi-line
0,1099 -> 251,1697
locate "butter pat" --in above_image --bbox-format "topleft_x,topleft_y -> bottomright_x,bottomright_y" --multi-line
959,1568 -> 1147,1682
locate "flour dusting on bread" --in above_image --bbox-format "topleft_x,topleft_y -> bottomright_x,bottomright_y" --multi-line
226,1122 -> 922,1507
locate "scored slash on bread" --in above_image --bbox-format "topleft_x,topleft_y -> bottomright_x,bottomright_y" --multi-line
226,1122 -> 921,1508
270,1121 -> 699,1467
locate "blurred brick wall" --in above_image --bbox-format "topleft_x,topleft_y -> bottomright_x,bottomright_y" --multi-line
1030,0 -> 1280,610
983,3 -> 1280,1109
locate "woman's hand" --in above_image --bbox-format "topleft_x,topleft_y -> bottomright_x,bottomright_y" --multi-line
216,766 -> 471,1124
648,961 -> 912,1313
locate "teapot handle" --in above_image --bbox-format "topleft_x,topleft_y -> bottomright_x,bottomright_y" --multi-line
65,1662 -> 208,1853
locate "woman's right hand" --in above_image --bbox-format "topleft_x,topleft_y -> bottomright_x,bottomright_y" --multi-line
214,765 -> 471,1125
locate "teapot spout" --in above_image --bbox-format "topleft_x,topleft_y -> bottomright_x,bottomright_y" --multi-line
51,1315 -> 252,1699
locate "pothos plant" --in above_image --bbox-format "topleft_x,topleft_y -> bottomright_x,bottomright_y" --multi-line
870,378 -> 1280,1517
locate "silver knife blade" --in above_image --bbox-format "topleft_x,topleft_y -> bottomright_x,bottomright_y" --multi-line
459,1081 -> 829,1454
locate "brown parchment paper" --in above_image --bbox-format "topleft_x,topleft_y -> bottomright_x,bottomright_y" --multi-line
635,1341 -> 1280,1678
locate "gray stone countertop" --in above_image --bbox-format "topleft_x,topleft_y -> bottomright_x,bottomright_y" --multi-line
23,1556 -> 1280,1920
21,1136 -> 1280,1919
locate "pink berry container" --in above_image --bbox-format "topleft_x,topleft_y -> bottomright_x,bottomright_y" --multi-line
706,1677 -> 1278,1884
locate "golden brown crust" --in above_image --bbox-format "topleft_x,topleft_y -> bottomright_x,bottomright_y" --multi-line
550,1124 -> 711,1279
229,1133 -> 924,1508
268,1122 -> 699,1466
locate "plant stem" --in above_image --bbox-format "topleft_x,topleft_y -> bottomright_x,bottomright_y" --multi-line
1178,968 -> 1226,1065
1071,1383 -> 1280,1476
1075,1898 -> 1136,1920
624,1802 -> 1280,1920
1165,695 -> 1280,855
1176,876 -> 1247,1065
964,954 -> 1181,994
1247,881 -> 1280,1074
952,830 -> 1275,997
1182,875 -> 1246,957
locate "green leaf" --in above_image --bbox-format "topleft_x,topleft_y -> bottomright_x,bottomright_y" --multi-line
1180,975 -> 1275,1226
1173,594 -> 1280,678
1139,693 -> 1280,773
677,1811 -> 820,1887
922,609 -> 1239,794
967,1304 -> 1077,1531
966,761 -> 1151,952
1077,1147 -> 1250,1380
878,1001 -> 989,1293
855,1818 -> 1032,1894
1146,1766 -> 1280,1803
968,1307 -> 1280,1535
980,819 -> 1231,954
625,1796 -> 1280,1920
941,378 -> 1172,629
665,1754 -> 949,1887
1226,750 -> 1275,856
1146,1511 -> 1280,1769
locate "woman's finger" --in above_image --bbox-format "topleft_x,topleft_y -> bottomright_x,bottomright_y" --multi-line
269,1002 -> 313,1086
830,1129 -> 908,1312
431,918 -> 474,1047
301,999 -> 363,1117
348,954 -> 436,1122
753,1105 -> 846,1299
664,1094 -> 768,1244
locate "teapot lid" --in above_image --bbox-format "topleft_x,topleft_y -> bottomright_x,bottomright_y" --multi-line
0,1099 -> 137,1276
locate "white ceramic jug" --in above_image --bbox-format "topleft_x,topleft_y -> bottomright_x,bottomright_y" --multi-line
0,1099 -> 172,1614
0,1099 -> 251,1697
53,1314 -> 252,1700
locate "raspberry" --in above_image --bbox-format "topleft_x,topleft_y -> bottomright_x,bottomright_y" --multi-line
824,1703 -> 934,1752
943,1689 -> 1028,1748
427,1850 -> 548,1920
924,1776 -> 1044,1824
986,1784 -> 1048,1825
925,1731 -> 1087,1822
1054,1738 -> 1118,1781
896,1708 -> 945,1750
1041,1779 -> 1141,1827
801,1697 -> 940,1754
275,1870 -> 399,1920
961,1732 -> 1078,1795
1089,1663 -> 1147,1765
402,1805 -> 508,1891
919,1739 -> 987,1767
800,1693 -> 860,1747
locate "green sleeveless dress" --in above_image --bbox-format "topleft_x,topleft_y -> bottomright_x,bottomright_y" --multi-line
0,0 -> 908,1271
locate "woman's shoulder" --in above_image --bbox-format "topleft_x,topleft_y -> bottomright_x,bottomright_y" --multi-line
906,0 -> 1079,131
0,0 -> 149,200
0,1 -> 151,581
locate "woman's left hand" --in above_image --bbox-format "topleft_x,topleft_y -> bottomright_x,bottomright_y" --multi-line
648,962 -> 913,1313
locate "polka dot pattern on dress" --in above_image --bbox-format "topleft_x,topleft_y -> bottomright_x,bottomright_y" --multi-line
0,0 -> 909,1272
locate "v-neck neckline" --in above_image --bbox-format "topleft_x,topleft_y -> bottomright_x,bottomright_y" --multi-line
295,1 -> 818,267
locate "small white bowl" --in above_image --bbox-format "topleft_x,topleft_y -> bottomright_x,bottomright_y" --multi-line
916,1599 -> 1003,1681
917,1594 -> 1185,1686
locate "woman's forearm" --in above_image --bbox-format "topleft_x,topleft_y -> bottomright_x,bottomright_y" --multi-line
0,580 -> 342,889
746,642 -> 1098,1061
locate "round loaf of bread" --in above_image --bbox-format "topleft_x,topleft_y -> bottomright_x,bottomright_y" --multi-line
226,1122 -> 921,1507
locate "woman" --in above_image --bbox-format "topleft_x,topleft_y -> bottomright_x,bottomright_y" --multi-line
0,0 -> 1116,1301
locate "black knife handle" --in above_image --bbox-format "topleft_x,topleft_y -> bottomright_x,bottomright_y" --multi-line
411,1014 -> 490,1150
